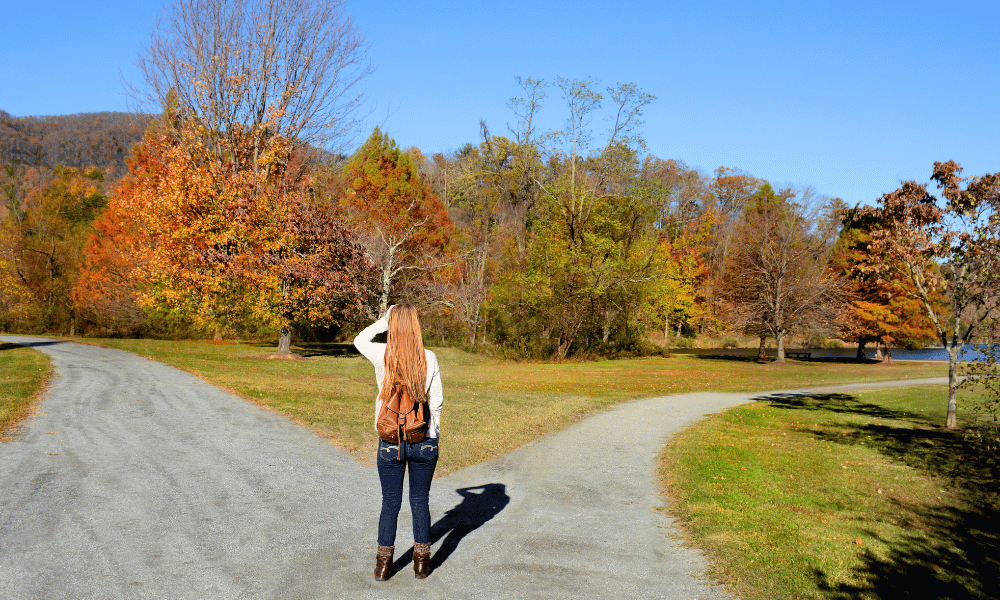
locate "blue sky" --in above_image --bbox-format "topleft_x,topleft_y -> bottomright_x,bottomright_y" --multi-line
2,0 -> 997,207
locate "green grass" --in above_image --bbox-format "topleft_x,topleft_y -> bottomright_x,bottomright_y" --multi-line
0,342 -> 52,438
661,385 -> 1000,600
68,337 -> 947,474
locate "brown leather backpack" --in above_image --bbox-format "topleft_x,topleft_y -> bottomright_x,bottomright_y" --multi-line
376,382 -> 428,460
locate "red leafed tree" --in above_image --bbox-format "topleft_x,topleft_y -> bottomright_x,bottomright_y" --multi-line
846,161 -> 1000,428
341,127 -> 453,314
73,194 -> 148,335
251,196 -> 375,353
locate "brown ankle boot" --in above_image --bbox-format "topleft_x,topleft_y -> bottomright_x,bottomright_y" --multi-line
374,545 -> 394,581
413,542 -> 431,579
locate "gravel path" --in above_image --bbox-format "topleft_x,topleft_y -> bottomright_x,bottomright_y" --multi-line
0,337 -> 947,599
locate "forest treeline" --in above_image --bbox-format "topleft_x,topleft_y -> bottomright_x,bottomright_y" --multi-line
0,79 -> 947,363
0,110 -> 151,178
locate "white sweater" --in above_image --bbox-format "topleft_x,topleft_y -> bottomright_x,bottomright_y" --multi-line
353,316 -> 444,439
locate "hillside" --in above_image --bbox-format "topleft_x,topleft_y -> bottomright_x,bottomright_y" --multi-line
0,110 -> 153,179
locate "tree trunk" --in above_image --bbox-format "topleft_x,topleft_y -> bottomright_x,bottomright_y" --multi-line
276,326 -> 292,355
775,331 -> 786,362
556,338 -> 571,361
947,346 -> 960,429
881,342 -> 893,365
379,282 -> 390,316
757,335 -> 768,362
213,326 -> 222,341
601,308 -> 617,345
378,245 -> 396,316
856,339 -> 867,360
468,305 -> 480,346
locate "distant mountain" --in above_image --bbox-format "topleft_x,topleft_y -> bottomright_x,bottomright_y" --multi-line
0,110 -> 154,180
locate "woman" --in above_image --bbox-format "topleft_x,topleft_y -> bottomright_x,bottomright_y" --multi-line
354,304 -> 443,580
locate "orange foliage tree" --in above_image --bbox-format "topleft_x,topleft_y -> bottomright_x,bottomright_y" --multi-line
76,116 -> 372,351
832,224 -> 939,361
341,127 -> 452,314
649,223 -> 710,341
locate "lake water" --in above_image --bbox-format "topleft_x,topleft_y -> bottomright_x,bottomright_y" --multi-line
673,345 -> 993,362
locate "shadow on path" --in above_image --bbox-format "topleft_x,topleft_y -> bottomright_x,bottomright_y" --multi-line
393,483 -> 510,575
1,340 -> 64,351
242,341 -> 360,358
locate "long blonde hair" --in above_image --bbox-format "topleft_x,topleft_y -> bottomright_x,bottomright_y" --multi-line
380,304 -> 428,403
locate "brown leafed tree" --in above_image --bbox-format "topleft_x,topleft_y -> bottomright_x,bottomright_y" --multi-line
722,183 -> 844,361
700,166 -> 766,334
846,161 -> 1000,428
832,220 -> 941,361
1,164 -> 109,334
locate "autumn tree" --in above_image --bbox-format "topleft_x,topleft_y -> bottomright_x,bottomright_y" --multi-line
847,161 -> 1000,428
697,166 -> 766,334
72,193 -> 149,335
340,128 -> 452,315
430,79 -> 548,346
0,234 -> 31,330
113,0 -> 375,350
636,158 -> 712,342
76,117 -> 373,350
439,130 -> 515,345
648,225 -> 710,342
641,157 -> 711,242
0,164 -> 108,333
832,222 -> 940,361
503,76 -> 547,259
722,183 -> 844,361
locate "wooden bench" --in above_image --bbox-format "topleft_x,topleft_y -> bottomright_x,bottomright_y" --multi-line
785,351 -> 812,359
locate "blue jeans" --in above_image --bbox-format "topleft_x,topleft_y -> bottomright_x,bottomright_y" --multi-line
376,437 -> 439,547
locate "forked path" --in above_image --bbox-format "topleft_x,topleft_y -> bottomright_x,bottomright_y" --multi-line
0,337 -> 947,599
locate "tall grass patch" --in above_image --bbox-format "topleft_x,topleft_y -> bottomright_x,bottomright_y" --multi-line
661,385 -> 1000,600
0,343 -> 51,437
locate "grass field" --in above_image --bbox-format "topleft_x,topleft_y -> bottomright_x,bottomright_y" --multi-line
66,338 -> 948,474
661,384 -> 1000,600
0,343 -> 51,439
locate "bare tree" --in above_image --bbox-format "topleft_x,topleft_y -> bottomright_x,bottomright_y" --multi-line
133,0 -> 372,171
